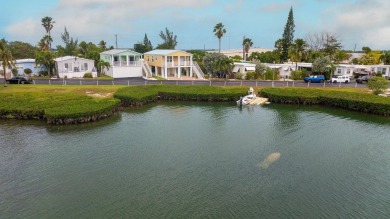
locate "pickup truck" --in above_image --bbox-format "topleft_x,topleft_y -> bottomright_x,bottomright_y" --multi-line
304,75 -> 325,83
330,76 -> 350,83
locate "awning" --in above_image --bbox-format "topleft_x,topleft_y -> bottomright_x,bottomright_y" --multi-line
283,67 -> 289,71
232,66 -> 240,72
245,67 -> 255,71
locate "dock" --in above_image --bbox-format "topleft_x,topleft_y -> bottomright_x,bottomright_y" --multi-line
249,97 -> 269,105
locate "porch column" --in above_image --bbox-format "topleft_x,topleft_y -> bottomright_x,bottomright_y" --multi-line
111,55 -> 114,66
178,56 -> 181,78
164,55 -> 168,79
127,55 -> 129,66
190,56 -> 193,77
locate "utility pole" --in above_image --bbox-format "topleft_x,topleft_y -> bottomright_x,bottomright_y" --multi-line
115,34 -> 118,49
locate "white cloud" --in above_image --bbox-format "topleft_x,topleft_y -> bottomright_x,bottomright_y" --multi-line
5,0 -> 214,47
322,0 -> 390,49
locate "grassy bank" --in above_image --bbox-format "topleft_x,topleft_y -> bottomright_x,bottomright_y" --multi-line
261,87 -> 390,116
114,85 -> 249,106
0,85 -> 249,124
0,85 -> 121,124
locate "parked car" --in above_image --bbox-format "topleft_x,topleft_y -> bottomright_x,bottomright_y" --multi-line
5,76 -> 33,84
356,75 -> 370,83
304,75 -> 325,83
330,75 -> 350,83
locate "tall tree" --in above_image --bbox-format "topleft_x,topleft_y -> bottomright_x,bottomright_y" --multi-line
98,40 -> 107,50
156,28 -> 177,49
134,33 -> 153,53
213,22 -> 226,53
242,38 -> 253,60
41,16 -> 55,49
0,39 -> 15,87
380,51 -> 390,64
288,38 -> 307,69
8,41 -> 38,59
35,50 -> 56,78
280,7 -> 295,62
57,27 -> 78,56
38,35 -> 53,51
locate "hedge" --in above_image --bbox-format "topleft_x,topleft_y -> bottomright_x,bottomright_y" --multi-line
114,85 -> 248,106
261,87 -> 390,116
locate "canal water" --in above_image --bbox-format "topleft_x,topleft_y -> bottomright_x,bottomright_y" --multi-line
1,102 -> 390,218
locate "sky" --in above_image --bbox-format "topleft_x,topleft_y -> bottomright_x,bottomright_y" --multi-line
1,0 -> 390,51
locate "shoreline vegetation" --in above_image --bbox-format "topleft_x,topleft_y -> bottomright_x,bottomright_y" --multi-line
0,85 -> 248,125
1,85 -> 390,125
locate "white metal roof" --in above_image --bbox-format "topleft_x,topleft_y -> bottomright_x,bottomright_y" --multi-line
15,59 -> 35,63
54,56 -> 93,62
100,49 -> 141,55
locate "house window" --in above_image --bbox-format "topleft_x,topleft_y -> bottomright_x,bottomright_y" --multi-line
347,69 -> 351,74
382,68 -> 386,74
167,56 -> 173,62
64,63 -> 69,69
337,69 -> 341,74
84,63 -> 88,70
152,56 -> 154,62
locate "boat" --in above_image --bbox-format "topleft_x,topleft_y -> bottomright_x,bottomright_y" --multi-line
237,87 -> 256,106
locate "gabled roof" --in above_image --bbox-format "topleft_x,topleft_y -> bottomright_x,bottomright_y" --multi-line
100,49 -> 141,55
54,56 -> 94,62
144,49 -> 192,56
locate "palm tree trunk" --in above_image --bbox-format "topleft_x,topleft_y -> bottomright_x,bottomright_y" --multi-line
3,66 -> 7,87
219,38 -> 221,53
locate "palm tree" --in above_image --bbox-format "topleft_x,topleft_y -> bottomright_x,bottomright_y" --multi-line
98,40 -> 107,50
288,38 -> 307,70
242,38 -> 253,60
0,39 -> 15,87
214,57 -> 233,79
96,59 -> 110,76
41,16 -> 55,49
38,35 -> 53,51
213,23 -> 226,53
35,50 -> 56,78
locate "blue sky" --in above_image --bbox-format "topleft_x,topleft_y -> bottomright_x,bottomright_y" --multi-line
1,0 -> 389,51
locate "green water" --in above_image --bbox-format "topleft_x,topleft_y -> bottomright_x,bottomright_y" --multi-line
1,102 -> 390,218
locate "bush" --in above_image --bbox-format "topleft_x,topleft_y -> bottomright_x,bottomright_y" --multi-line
375,72 -> 383,77
114,85 -> 248,106
83,72 -> 93,78
290,70 -> 306,80
39,71 -> 48,76
24,68 -> 32,75
261,87 -> 390,116
368,76 -> 389,95
234,73 -> 244,80
11,68 -> 18,76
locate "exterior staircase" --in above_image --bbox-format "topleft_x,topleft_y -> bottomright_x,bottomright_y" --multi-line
141,60 -> 152,78
192,61 -> 205,79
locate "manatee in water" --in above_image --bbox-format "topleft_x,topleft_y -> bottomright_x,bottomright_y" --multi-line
257,152 -> 281,169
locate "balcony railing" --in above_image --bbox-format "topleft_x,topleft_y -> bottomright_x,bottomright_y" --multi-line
113,61 -> 141,67
163,61 -> 192,67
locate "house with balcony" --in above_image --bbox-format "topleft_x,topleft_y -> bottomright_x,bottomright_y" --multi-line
54,56 -> 96,78
143,49 -> 204,79
100,49 -> 143,78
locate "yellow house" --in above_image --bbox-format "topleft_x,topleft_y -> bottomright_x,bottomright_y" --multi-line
144,50 -> 197,79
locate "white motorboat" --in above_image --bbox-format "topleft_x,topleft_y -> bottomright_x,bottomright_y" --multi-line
237,87 -> 256,106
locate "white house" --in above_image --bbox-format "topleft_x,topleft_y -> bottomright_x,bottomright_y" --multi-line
54,56 -> 96,78
100,49 -> 143,78
233,62 -> 256,74
370,65 -> 390,78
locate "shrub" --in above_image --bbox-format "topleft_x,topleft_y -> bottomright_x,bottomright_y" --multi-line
24,68 -> 32,75
234,73 -> 244,80
375,72 -> 383,77
290,70 -> 306,80
368,76 -> 389,95
11,68 -> 18,76
83,72 -> 93,78
39,71 -> 48,76
261,87 -> 390,116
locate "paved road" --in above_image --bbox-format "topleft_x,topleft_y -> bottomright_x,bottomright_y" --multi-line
0,77 -> 370,89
